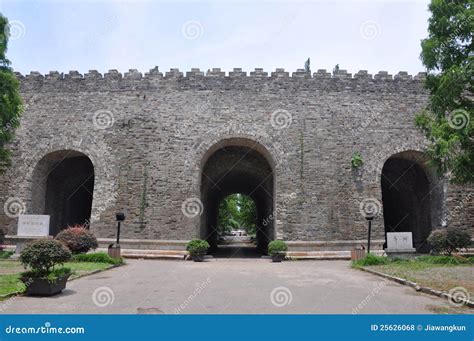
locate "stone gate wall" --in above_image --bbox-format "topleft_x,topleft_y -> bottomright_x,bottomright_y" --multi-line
0,67 -> 472,249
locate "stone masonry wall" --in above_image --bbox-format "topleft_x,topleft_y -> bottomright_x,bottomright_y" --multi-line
0,67 -> 472,246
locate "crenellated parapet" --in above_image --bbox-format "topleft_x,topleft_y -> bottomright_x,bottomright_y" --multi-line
15,67 -> 428,93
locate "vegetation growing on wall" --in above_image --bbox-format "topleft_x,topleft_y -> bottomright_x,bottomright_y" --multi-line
138,161 -> 151,227
351,151 -> 363,169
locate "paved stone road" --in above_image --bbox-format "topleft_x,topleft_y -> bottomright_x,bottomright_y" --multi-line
0,259 -> 456,314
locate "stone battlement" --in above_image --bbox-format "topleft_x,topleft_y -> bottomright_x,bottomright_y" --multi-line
16,67 -> 427,93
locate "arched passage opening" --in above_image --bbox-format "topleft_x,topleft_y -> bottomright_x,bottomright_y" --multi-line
31,150 -> 95,236
381,152 -> 433,253
216,193 -> 258,256
200,138 -> 274,256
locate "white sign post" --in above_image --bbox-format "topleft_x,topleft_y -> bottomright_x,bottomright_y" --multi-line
15,215 -> 51,254
385,232 -> 416,258
17,215 -> 50,237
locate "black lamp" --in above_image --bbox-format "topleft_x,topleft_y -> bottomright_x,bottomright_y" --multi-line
365,215 -> 375,254
115,211 -> 126,245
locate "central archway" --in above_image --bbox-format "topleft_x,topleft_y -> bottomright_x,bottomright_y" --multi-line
200,138 -> 275,255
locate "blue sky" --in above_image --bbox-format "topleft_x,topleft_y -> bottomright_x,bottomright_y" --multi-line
0,0 -> 431,76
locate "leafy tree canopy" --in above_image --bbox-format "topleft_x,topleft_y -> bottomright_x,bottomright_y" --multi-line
415,0 -> 473,183
0,14 -> 22,172
217,193 -> 257,236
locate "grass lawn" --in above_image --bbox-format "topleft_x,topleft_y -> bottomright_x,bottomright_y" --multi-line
0,259 -> 118,298
369,262 -> 474,296
355,255 -> 474,298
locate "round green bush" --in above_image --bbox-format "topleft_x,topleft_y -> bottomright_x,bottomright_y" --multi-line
268,240 -> 288,256
428,228 -> 472,255
186,239 -> 210,254
427,229 -> 447,254
446,229 -> 471,253
20,239 -> 72,275
55,225 -> 98,254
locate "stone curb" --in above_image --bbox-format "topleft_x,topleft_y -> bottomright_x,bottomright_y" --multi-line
358,266 -> 474,308
68,263 -> 123,282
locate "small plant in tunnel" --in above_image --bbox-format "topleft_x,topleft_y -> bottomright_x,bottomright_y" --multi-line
186,239 -> 210,262
268,240 -> 288,262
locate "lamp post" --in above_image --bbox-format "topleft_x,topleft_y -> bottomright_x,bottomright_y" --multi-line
365,215 -> 374,254
108,211 -> 125,259
115,212 -> 125,245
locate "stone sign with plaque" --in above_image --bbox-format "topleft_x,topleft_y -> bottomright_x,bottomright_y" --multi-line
17,214 -> 50,237
385,232 -> 416,258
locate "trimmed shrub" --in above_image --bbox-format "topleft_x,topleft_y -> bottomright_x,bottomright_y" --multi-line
353,253 -> 389,267
186,239 -> 210,254
21,267 -> 72,282
267,240 -> 288,256
446,229 -> 471,254
427,229 -> 447,254
20,239 -> 72,276
428,228 -> 472,255
55,225 -> 98,254
72,252 -> 123,265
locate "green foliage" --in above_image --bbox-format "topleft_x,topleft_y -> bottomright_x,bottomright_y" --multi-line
55,225 -> 98,254
416,0 -> 473,183
21,267 -> 72,282
20,239 -> 72,275
72,252 -> 123,265
0,15 -> 23,172
267,240 -> 288,256
427,228 -> 472,255
415,255 -> 473,265
186,239 -> 210,254
0,250 -> 13,259
139,161 -> 151,227
352,253 -> 389,267
217,194 -> 257,236
354,253 -> 473,269
427,229 -> 448,253
351,151 -> 363,169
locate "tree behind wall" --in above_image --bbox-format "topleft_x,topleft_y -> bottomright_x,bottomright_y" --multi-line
217,194 -> 257,236
415,0 -> 473,184
0,15 -> 22,172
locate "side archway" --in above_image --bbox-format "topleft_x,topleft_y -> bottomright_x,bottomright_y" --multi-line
200,138 -> 275,254
31,150 -> 95,236
380,151 -> 439,253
